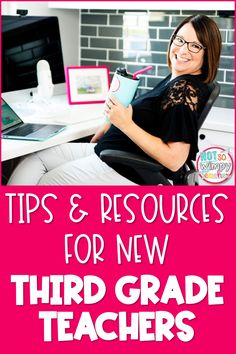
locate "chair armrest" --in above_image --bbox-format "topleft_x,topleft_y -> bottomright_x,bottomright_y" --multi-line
99,150 -> 196,186
99,149 -> 164,172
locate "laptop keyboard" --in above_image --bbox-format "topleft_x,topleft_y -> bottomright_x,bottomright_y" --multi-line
8,123 -> 43,136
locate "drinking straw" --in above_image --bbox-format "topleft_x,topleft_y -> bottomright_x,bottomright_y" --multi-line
133,66 -> 153,79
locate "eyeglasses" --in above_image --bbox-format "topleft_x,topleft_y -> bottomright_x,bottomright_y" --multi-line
172,35 -> 206,54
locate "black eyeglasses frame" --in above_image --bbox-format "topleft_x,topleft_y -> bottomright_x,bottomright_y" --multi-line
172,34 -> 206,53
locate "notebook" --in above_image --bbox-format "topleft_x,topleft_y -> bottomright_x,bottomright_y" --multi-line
1,98 -> 66,141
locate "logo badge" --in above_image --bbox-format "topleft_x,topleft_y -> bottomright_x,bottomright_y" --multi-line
196,146 -> 233,184
110,75 -> 120,93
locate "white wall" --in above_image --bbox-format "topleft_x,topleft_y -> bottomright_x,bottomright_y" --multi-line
2,1 -> 80,68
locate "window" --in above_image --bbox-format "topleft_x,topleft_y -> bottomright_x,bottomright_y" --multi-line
123,12 -> 151,61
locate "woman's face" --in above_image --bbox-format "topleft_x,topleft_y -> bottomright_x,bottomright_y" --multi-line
169,22 -> 205,79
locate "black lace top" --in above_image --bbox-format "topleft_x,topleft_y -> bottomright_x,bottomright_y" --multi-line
95,74 -> 210,179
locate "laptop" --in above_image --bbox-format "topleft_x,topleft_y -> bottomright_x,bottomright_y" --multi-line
1,98 -> 66,141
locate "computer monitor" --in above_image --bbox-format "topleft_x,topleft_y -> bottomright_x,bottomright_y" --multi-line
2,15 -> 65,93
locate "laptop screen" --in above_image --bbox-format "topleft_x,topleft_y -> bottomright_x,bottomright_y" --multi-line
1,98 -> 23,131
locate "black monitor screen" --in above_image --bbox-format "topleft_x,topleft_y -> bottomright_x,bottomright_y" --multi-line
2,15 -> 65,93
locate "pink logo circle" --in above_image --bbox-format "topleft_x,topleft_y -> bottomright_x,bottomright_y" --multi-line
196,146 -> 233,184
110,76 -> 120,93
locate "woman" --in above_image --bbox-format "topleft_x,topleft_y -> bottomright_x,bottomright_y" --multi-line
8,14 -> 222,185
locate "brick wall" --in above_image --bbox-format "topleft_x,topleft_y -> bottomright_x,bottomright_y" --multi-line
80,9 -> 234,109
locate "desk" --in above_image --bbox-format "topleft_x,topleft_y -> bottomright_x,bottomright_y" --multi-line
2,94 -> 105,161
2,95 -> 235,185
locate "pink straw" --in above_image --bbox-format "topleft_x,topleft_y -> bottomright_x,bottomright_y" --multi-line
133,65 -> 153,79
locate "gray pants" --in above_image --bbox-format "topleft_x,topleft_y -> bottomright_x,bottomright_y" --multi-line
8,143 -> 136,186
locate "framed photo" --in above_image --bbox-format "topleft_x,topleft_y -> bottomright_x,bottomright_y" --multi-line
66,66 -> 110,104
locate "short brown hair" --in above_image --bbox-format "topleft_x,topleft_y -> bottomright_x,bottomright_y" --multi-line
167,14 -> 222,83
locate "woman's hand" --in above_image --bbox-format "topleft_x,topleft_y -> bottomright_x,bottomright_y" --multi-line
90,122 -> 111,143
104,94 -> 133,132
104,95 -> 189,172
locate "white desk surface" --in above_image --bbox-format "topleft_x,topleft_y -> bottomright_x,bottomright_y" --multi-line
2,94 -> 234,161
2,94 -> 105,161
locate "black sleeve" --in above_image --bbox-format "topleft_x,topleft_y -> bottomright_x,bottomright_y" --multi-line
157,79 -> 202,158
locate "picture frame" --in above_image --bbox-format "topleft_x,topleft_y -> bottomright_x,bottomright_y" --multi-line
65,66 -> 110,104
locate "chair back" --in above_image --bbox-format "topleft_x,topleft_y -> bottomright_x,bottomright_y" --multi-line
181,81 -> 221,185
197,81 -> 220,130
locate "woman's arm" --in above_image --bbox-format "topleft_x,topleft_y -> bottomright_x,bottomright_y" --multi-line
105,95 -> 190,172
90,122 -> 111,143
